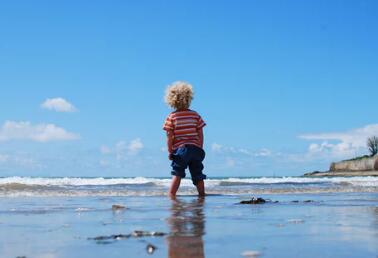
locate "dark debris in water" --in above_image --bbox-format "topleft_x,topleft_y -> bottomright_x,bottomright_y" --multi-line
133,230 -> 166,237
90,234 -> 131,241
88,230 -> 166,244
240,197 -> 269,204
112,204 -> 126,211
240,197 -> 317,205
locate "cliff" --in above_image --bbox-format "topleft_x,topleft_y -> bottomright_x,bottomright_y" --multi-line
330,155 -> 378,171
304,155 -> 378,177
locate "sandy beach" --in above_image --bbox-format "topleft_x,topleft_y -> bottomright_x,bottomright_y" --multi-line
0,177 -> 377,258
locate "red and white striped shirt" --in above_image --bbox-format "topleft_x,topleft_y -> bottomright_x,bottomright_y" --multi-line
163,109 -> 206,150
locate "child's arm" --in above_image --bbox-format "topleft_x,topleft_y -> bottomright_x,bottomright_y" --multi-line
198,128 -> 204,148
166,130 -> 174,159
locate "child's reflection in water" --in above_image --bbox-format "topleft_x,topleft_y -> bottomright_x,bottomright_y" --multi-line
166,197 -> 205,258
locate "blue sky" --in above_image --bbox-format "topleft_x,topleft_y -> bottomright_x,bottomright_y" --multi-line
0,0 -> 377,177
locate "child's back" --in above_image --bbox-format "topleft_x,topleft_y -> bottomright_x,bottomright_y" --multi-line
164,109 -> 205,150
163,82 -> 206,197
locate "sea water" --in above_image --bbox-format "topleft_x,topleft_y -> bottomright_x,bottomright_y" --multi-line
0,176 -> 377,197
0,176 -> 377,257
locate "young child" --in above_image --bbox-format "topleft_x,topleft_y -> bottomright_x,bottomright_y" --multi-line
163,81 -> 206,197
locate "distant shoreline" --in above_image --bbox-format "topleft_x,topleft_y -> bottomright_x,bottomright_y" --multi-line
304,170 -> 378,177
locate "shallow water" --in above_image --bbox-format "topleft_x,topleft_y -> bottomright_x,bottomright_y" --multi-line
0,192 -> 377,258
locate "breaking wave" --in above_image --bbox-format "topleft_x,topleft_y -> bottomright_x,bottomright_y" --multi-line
0,176 -> 377,197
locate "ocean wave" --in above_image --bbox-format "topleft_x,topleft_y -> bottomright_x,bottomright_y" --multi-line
209,177 -> 378,186
0,176 -> 377,197
1,176 -> 377,186
0,176 -> 161,186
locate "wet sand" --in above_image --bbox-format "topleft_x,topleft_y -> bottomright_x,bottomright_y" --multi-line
0,193 -> 377,258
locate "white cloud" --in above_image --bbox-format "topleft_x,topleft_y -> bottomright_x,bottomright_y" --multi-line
114,141 -> 127,160
211,143 -> 223,152
100,138 -> 144,160
211,143 -> 238,153
0,121 -> 80,142
211,142 -> 272,157
115,141 -> 127,150
299,124 -> 378,158
255,148 -> 272,157
127,138 -> 144,155
41,98 -> 77,112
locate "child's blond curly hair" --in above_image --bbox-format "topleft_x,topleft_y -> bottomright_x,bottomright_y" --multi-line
164,81 -> 194,110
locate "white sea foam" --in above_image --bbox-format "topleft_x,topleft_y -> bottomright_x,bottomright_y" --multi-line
0,176 -> 377,187
0,176 -> 377,197
0,176 -> 162,186
208,176 -> 378,186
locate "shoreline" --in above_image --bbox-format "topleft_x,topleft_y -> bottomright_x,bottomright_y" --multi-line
304,170 -> 378,177
1,193 -> 377,258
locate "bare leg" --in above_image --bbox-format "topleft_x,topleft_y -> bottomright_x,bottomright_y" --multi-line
196,180 -> 205,197
169,176 -> 181,197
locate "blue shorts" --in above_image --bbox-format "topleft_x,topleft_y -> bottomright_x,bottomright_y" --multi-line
171,145 -> 206,185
